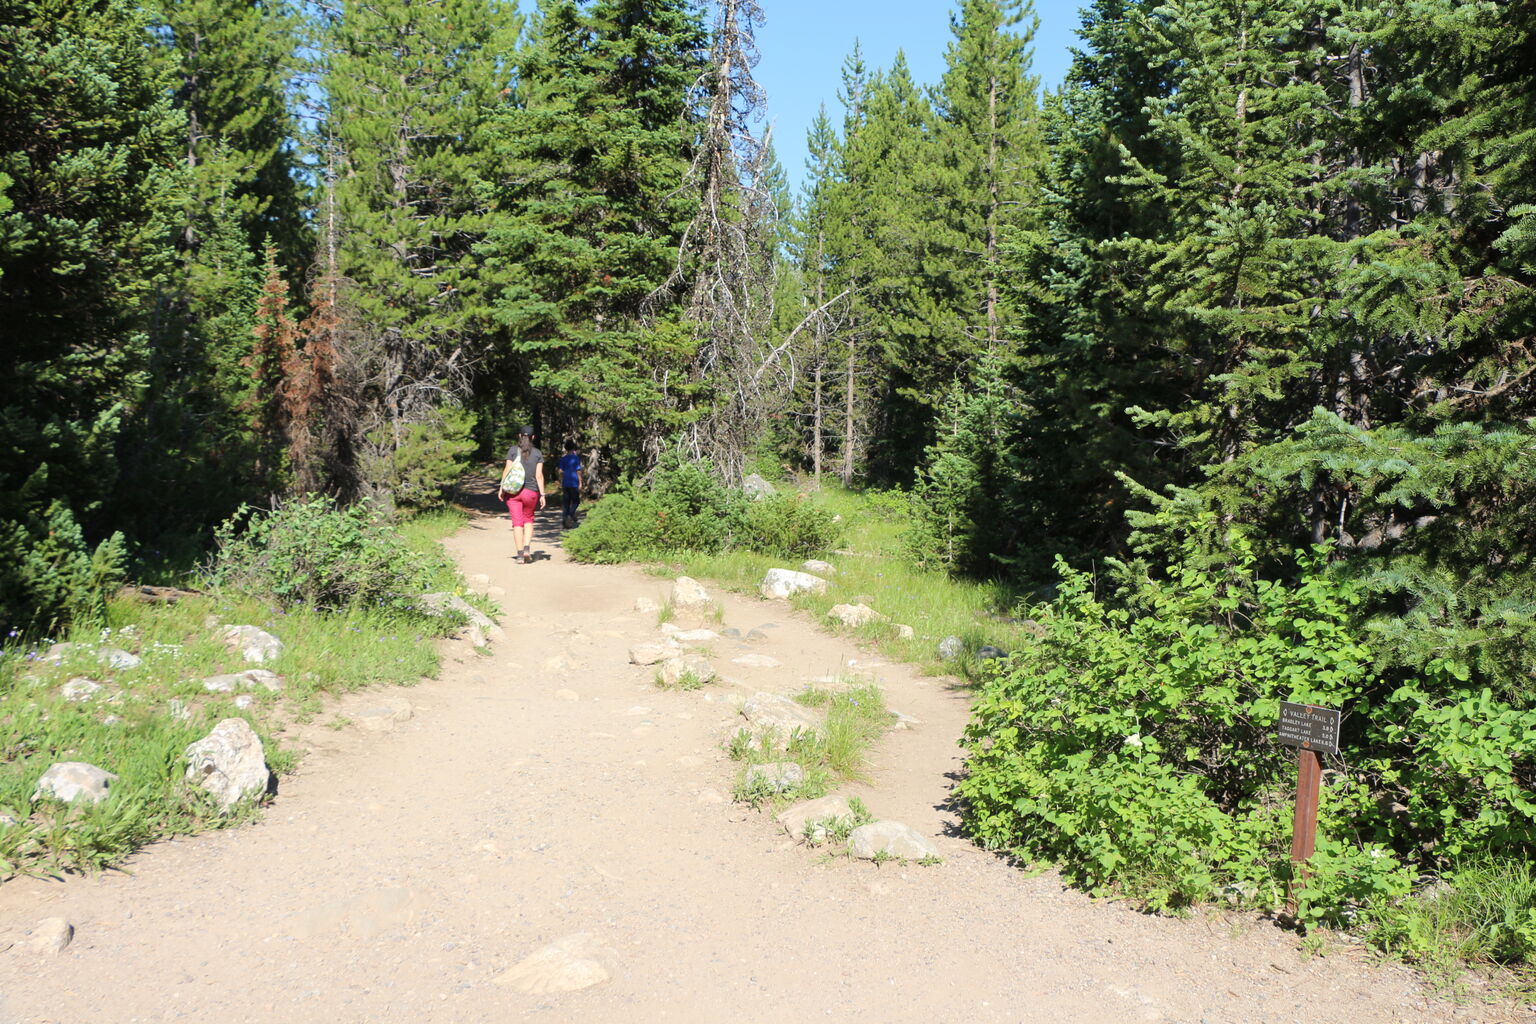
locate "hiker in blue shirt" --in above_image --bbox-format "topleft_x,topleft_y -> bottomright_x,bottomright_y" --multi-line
558,441 -> 583,529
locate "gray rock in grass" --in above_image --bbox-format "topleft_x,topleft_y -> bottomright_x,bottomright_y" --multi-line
61,677 -> 105,702
848,821 -> 940,861
98,647 -> 142,670
201,669 -> 284,694
759,569 -> 827,600
937,635 -> 964,662
184,718 -> 271,810
977,645 -> 1009,662
801,559 -> 835,575
777,794 -> 856,838
659,655 -> 716,687
827,603 -> 885,628
32,762 -> 118,805
740,692 -> 821,748
670,576 -> 712,609
219,624 -> 285,664
741,474 -> 776,500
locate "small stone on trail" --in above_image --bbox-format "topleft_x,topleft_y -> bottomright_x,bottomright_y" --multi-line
696,787 -> 725,804
628,641 -> 681,666
554,689 -> 580,701
720,627 -> 742,639
730,653 -> 780,669
623,705 -> 652,716
777,794 -> 856,839
355,698 -> 413,733
32,762 -> 117,805
828,603 -> 886,627
848,820 -> 941,862
486,585 -> 506,598
633,596 -> 660,613
891,709 -> 921,730
467,573 -> 492,588
658,622 -> 681,635
673,628 -> 719,644
802,559 -> 835,575
29,918 -> 74,955
745,628 -> 769,642
659,656 -> 715,687
414,592 -> 497,633
745,762 -> 804,793
219,624 -> 285,664
670,576 -> 712,609
937,635 -> 964,662
61,677 -> 104,702
184,718 -> 271,810
493,933 -> 612,994
541,653 -> 573,673
759,568 -> 828,600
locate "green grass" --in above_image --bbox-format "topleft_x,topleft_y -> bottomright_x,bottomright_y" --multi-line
0,506 -> 476,880
1379,859 -> 1536,996
727,683 -> 894,808
641,483 -> 1037,682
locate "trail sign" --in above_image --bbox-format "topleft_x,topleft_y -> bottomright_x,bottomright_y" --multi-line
1277,701 -> 1341,917
1277,701 -> 1341,756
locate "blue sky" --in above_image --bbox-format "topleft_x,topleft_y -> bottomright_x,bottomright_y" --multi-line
753,1 -> 1084,195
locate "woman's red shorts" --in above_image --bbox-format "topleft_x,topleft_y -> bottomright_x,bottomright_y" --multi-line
505,489 -> 539,527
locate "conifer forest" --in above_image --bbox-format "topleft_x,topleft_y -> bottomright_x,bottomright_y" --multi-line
5,0 -> 1536,965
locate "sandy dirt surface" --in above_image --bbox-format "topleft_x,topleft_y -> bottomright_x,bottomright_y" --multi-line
0,499 -> 1517,1024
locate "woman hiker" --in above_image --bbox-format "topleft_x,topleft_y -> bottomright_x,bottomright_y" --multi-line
497,425 -> 546,563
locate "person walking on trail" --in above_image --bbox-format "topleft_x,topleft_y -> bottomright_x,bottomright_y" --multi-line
558,440 -> 583,529
498,426 -> 545,564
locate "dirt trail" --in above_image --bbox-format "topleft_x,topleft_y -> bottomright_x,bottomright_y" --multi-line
0,502 -> 1496,1023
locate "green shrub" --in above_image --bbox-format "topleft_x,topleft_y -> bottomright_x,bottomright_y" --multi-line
565,457 -> 843,563
956,538 -> 1536,941
360,405 -> 477,511
204,496 -> 450,611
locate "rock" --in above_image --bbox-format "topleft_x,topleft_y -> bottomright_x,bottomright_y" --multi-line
486,586 -> 506,598
541,653 -> 573,673
201,669 -> 284,694
219,625 -> 285,664
98,647 -> 142,670
720,627 -> 743,639
745,628 -> 769,642
629,641 -> 681,666
232,695 -> 256,710
493,933 -> 612,994
777,794 -> 856,839
659,656 -> 716,687
467,573 -> 492,588
696,787 -> 725,805
828,603 -> 886,628
740,692 -> 821,748
60,677 -> 104,702
759,568 -> 828,600
29,918 -> 73,955
167,698 -> 191,722
355,698 -> 413,733
658,622 -> 681,635
673,628 -> 720,644
802,559 -> 835,575
848,820 -> 941,861
184,718 -> 271,810
40,642 -> 78,665
101,714 -> 123,726
633,596 -> 660,614
730,654 -> 780,669
670,576 -> 711,609
891,710 -> 921,730
32,762 -> 118,805
977,645 -> 1008,662
415,591 -> 497,631
896,624 -> 915,640
741,473 -> 776,500
937,635 -> 964,662
465,622 -> 489,649
745,762 -> 804,793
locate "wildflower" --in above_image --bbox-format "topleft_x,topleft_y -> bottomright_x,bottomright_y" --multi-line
1123,733 -> 1143,747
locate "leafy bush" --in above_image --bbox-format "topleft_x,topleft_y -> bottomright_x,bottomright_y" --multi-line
204,496 -> 450,610
956,537 -> 1536,942
565,458 -> 843,563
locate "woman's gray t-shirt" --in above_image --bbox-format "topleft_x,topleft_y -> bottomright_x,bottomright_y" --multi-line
504,446 -> 543,493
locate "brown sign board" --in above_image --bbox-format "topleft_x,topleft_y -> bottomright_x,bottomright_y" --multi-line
1277,702 -> 1341,756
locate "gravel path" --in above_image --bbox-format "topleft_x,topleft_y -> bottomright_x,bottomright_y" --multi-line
0,503 -> 1501,1023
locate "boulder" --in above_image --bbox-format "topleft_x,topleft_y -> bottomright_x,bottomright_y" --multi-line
740,692 -> 821,748
184,718 -> 271,810
201,669 -> 284,694
98,647 -> 142,670
777,794 -> 856,839
669,576 -> 712,609
32,762 -> 118,805
937,635 -> 964,662
745,761 -> 804,793
658,656 -> 716,688
827,603 -> 886,628
759,568 -> 828,600
848,820 -> 941,861
219,624 -> 285,664
414,592 -> 499,635
801,559 -> 835,575
60,677 -> 104,703
628,641 -> 681,666
741,473 -> 776,500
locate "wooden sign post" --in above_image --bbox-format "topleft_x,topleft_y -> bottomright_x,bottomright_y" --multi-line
1276,701 -> 1341,916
